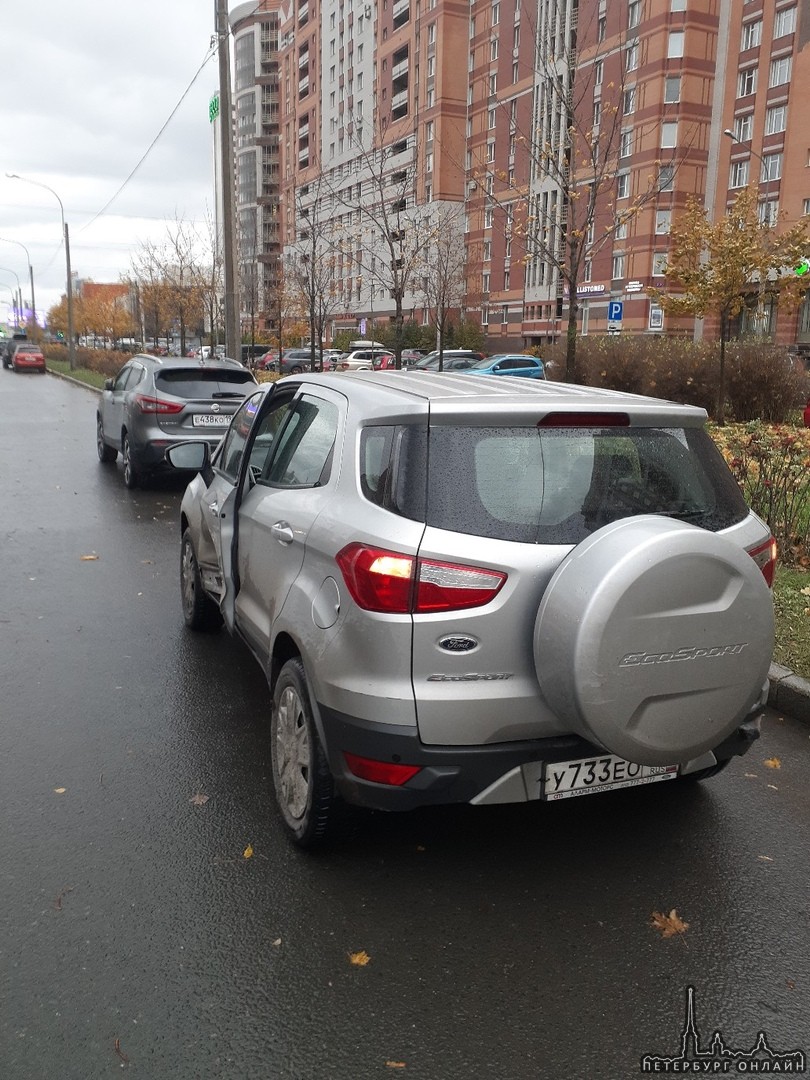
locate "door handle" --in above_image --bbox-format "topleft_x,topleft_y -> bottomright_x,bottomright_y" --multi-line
271,522 -> 294,544
208,501 -> 219,515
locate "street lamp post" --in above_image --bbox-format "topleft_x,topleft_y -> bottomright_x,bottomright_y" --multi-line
0,266 -> 22,326
6,173 -> 76,369
0,237 -> 36,330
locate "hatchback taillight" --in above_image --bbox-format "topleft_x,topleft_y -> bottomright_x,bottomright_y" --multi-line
134,394 -> 184,414
748,537 -> 777,587
336,543 -> 507,613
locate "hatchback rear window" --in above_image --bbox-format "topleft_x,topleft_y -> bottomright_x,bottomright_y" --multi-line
422,425 -> 749,544
155,369 -> 255,399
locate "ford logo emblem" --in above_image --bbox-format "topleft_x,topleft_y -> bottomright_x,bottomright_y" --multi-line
438,635 -> 478,653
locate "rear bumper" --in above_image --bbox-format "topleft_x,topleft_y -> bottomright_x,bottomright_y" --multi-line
316,703 -> 763,811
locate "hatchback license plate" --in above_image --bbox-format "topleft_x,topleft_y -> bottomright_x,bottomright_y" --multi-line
539,754 -> 678,800
192,414 -> 230,427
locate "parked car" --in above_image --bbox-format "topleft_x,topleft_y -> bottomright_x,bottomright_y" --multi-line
411,349 -> 487,371
373,352 -> 424,370
1,333 -> 28,369
456,354 -> 546,379
401,348 -> 427,363
168,372 -> 776,848
276,348 -> 321,375
9,342 -> 46,373
337,348 -> 392,371
96,354 -> 256,489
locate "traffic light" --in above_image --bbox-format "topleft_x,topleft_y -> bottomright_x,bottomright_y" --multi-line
795,258 -> 810,277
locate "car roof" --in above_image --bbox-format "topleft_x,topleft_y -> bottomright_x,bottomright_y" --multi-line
286,370 -> 709,424
131,353 -> 246,370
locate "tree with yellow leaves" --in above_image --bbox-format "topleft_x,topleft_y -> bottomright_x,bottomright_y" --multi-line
649,186 -> 810,423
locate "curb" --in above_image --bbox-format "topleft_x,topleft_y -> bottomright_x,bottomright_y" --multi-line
768,663 -> 810,723
47,366 -> 102,395
43,367 -> 810,726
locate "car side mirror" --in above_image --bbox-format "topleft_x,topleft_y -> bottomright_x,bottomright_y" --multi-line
165,442 -> 210,472
104,378 -> 114,390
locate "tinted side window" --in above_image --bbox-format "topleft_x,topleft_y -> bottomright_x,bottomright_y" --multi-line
424,426 -> 749,544
113,365 -> 133,391
359,424 -> 428,521
264,395 -> 339,488
216,393 -> 264,481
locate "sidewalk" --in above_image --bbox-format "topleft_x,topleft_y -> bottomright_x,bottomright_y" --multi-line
769,663 -> 810,723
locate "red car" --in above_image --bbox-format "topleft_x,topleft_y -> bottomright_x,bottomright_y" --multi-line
803,397 -> 810,427
11,343 -> 46,373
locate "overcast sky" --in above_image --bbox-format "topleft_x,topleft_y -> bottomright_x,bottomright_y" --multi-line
2,0 -> 226,323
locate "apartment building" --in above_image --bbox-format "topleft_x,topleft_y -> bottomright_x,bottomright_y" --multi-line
227,0 -> 809,351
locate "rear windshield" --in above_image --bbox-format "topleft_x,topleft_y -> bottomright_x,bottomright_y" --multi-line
155,368 -> 255,399
361,424 -> 749,543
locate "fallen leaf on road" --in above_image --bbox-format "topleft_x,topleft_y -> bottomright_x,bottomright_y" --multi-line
53,787 -> 66,794
767,784 -> 779,790
80,554 -> 99,561
54,886 -> 73,911
348,950 -> 371,966
189,793 -> 209,807
385,1062 -> 407,1069
744,773 -> 758,778
650,909 -> 689,938
272,938 -> 282,946
764,757 -> 781,769
243,844 -> 254,859
113,1037 -> 129,1064
757,855 -> 773,862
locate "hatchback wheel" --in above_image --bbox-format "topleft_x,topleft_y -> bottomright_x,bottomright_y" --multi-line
289,364 -> 303,375
122,432 -> 142,489
96,416 -> 117,463
180,530 -> 222,632
271,658 -> 338,848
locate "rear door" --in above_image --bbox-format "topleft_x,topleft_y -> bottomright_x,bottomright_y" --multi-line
102,362 -> 139,450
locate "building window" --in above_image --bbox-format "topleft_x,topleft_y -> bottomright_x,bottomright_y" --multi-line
667,31 -> 684,58
761,152 -> 782,182
664,76 -> 680,104
483,272 -> 491,293
730,159 -> 750,188
614,218 -> 627,240
737,67 -> 757,97
769,57 -> 792,88
595,60 -> 604,87
626,42 -> 639,71
617,172 -> 630,199
661,122 -> 677,148
658,164 -> 675,192
758,200 -> 778,226
427,23 -> 436,44
593,101 -> 602,127
512,61 -> 519,83
623,86 -> 636,114
483,240 -> 492,260
741,20 -> 762,50
504,270 -> 510,290
492,2 -> 499,25
765,105 -> 787,136
732,113 -> 754,142
488,108 -> 497,128
612,253 -> 626,279
584,258 -> 593,282
484,207 -> 493,228
620,129 -> 633,157
655,209 -> 671,234
487,140 -> 495,162
774,7 -> 797,37
653,253 -> 667,276
501,303 -> 509,322
670,0 -> 686,9
803,198 -> 810,216
489,72 -> 497,95
628,1 -> 641,29
482,305 -> 489,325
598,16 -> 606,41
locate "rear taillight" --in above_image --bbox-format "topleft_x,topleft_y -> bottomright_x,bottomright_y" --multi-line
748,537 -> 777,587
343,752 -> 421,786
335,543 -> 507,614
134,394 -> 184,414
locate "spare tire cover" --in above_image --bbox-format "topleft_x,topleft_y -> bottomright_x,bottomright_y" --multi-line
533,516 -> 774,766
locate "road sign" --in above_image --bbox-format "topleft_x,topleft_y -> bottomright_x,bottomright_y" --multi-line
608,301 -> 624,322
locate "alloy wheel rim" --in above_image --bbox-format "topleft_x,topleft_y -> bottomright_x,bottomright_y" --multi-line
181,541 -> 196,617
275,685 -> 311,820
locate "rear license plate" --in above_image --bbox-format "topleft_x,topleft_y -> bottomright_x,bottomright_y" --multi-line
537,755 -> 678,800
192,414 -> 230,427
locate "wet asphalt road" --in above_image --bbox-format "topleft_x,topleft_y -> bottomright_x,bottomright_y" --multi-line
1,369 -> 809,1080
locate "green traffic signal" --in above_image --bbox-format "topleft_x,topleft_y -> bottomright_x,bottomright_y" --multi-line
795,258 -> 810,276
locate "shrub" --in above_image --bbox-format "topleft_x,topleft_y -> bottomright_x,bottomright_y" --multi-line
710,422 -> 810,564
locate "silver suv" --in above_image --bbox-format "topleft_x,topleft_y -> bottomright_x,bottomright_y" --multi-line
168,373 -> 776,847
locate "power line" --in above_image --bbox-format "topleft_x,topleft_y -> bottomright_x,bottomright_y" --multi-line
81,46 -> 217,233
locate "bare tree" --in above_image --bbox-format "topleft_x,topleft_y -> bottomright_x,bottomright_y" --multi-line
417,204 -> 468,367
288,172 -> 342,370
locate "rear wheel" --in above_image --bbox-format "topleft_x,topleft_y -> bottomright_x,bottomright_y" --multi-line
289,364 -> 303,374
180,530 -> 222,632
96,416 -> 117,463
271,658 -> 338,848
122,432 -> 142,489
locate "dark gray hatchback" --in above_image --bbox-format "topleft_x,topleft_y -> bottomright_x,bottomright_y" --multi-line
96,354 -> 256,488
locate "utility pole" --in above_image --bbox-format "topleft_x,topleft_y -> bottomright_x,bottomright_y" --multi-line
216,0 -> 241,362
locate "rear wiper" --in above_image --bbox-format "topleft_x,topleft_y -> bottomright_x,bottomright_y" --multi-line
655,508 -> 709,520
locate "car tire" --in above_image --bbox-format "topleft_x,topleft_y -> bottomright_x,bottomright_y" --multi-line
121,432 -> 142,489
96,416 -> 117,463
289,365 -> 303,375
180,530 -> 223,632
271,658 -> 339,848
